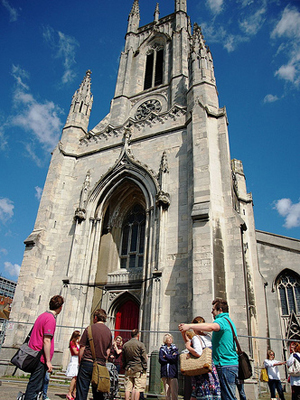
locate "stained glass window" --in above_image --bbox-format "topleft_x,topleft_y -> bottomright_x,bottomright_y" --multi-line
120,205 -> 146,269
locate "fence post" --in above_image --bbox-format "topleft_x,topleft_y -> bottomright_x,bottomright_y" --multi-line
148,350 -> 161,397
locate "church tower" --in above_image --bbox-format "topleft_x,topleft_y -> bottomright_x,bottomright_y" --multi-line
5,0 -> 269,372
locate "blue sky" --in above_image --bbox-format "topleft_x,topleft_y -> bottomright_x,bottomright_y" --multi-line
0,0 -> 300,281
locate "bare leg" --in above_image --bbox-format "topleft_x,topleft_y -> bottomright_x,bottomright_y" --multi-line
125,391 -> 131,400
132,388 -> 141,400
67,376 -> 76,398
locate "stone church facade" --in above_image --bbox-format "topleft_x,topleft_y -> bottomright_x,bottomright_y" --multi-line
2,0 -> 299,378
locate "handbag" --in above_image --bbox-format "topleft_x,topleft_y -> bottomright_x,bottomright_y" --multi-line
287,353 -> 300,377
180,336 -> 212,376
87,326 -> 110,393
11,327 -> 43,373
225,318 -> 252,380
260,367 -> 269,382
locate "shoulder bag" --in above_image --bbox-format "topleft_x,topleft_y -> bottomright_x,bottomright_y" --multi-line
180,335 -> 212,376
225,318 -> 252,380
11,327 -> 43,374
287,353 -> 300,377
87,325 -> 110,393
260,367 -> 269,382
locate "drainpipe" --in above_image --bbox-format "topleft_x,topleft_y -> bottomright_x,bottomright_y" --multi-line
240,222 -> 253,356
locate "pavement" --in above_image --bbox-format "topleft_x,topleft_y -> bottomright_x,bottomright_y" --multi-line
0,379 -> 94,400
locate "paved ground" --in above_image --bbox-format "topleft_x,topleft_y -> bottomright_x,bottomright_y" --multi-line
0,379 -> 95,400
0,379 -> 292,400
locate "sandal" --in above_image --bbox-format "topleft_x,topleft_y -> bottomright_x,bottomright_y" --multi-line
66,395 -> 74,400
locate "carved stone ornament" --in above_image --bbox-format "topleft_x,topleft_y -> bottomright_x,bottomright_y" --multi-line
74,207 -> 86,222
156,190 -> 170,209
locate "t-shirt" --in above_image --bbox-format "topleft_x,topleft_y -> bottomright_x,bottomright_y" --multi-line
28,311 -> 56,364
192,334 -> 212,356
264,359 -> 281,380
211,312 -> 238,366
70,341 -> 79,356
80,323 -> 112,365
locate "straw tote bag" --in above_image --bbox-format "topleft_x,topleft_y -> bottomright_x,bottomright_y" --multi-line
180,336 -> 212,376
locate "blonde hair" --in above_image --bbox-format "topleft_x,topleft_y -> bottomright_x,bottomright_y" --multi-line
163,333 -> 173,344
186,329 -> 196,339
115,336 -> 123,346
267,349 -> 275,359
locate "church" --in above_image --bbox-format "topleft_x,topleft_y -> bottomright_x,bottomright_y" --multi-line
2,0 -> 300,384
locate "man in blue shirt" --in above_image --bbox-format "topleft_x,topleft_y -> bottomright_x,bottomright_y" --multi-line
179,298 -> 238,400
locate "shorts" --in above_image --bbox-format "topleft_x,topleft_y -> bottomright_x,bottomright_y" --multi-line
124,370 -> 147,392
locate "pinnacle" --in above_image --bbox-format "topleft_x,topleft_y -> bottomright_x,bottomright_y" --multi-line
130,0 -> 140,16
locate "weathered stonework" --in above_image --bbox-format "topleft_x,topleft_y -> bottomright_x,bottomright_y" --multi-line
2,2 -> 299,393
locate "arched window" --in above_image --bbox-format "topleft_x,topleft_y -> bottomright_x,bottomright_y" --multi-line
120,204 -> 145,269
277,271 -> 300,316
144,47 -> 164,90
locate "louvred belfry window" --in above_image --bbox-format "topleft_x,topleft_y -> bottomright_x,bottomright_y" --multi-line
144,48 -> 164,90
120,205 -> 145,269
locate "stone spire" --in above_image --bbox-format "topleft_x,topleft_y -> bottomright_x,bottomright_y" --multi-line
154,3 -> 160,22
175,0 -> 187,12
190,23 -> 215,85
66,70 -> 93,132
127,0 -> 140,33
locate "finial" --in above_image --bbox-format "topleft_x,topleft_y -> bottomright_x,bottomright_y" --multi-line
154,3 -> 160,22
130,0 -> 140,16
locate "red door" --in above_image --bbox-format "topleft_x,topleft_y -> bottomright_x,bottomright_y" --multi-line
115,300 -> 139,343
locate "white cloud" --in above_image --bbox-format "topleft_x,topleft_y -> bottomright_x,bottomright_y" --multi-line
1,0 -> 19,22
11,64 -> 29,90
239,6 -> 266,36
43,26 -> 79,84
206,0 -> 223,15
4,261 -> 20,277
10,65 -> 63,155
0,248 -> 8,256
263,94 -> 279,103
0,198 -> 14,223
275,64 -> 296,83
271,6 -> 300,40
271,6 -> 300,87
35,186 -> 43,201
274,198 -> 300,229
0,126 -> 8,151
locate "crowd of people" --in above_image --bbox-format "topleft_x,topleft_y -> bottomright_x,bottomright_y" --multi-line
20,295 -> 299,400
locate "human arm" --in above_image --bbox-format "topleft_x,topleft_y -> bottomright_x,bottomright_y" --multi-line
43,335 -> 53,373
264,359 -> 286,367
114,342 -> 122,355
287,354 -> 295,367
70,341 -> 79,356
179,322 -> 220,333
159,347 -> 167,364
78,346 -> 85,364
106,347 -> 111,360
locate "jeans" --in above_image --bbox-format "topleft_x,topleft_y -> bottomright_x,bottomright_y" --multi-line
236,379 -> 246,400
43,371 -> 50,399
76,359 -> 104,400
268,379 -> 285,400
24,361 -> 47,400
216,365 -> 238,400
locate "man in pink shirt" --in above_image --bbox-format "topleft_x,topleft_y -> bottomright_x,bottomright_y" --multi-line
24,295 -> 64,400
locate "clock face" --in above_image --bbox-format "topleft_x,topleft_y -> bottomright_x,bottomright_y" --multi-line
135,99 -> 162,120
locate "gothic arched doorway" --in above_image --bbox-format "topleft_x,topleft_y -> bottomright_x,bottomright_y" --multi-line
115,299 -> 139,343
